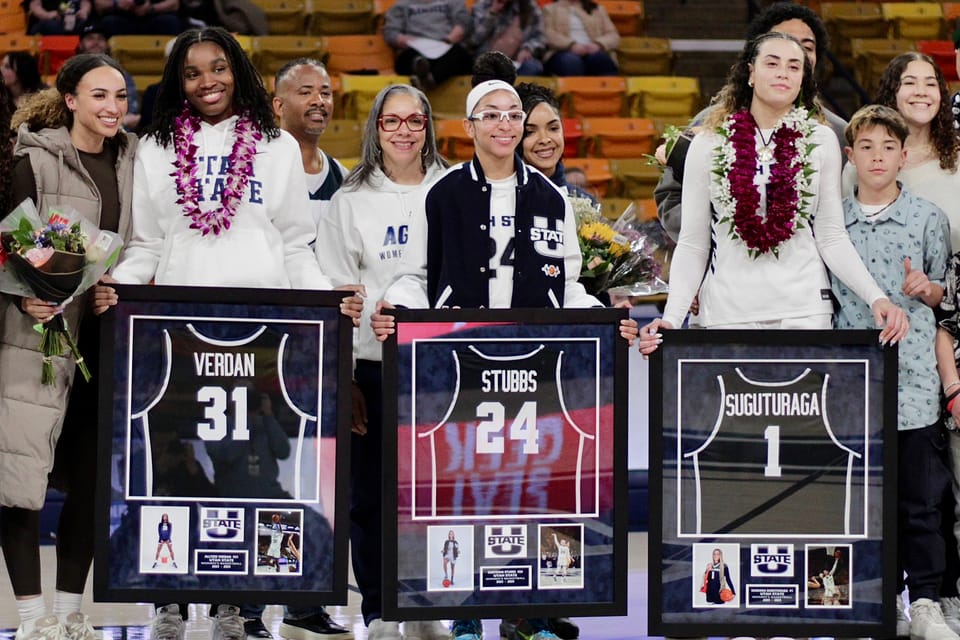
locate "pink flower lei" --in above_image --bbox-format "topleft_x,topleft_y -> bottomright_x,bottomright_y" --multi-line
171,103 -> 263,236
711,107 -> 816,257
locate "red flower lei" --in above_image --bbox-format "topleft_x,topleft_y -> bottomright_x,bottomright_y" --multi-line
715,108 -> 814,257
171,104 -> 263,236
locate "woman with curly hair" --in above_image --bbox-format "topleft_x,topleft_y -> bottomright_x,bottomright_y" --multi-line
849,52 -> 960,251
0,52 -> 135,640
639,31 -> 907,352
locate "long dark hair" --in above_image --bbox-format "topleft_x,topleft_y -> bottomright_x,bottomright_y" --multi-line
0,83 -> 14,215
12,54 -> 124,132
705,31 -> 818,128
146,27 -> 279,148
5,51 -> 44,94
875,52 -> 959,173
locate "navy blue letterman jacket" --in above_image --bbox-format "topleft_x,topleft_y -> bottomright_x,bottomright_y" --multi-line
425,154 -> 570,308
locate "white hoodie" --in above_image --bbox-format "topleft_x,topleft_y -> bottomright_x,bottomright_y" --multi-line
315,164 -> 445,362
113,116 -> 331,289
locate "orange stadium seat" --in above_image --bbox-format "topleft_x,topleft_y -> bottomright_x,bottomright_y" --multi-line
0,33 -> 35,58
615,36 -> 672,76
562,118 -> 583,158
319,119 -> 363,157
555,76 -> 626,118
251,0 -> 309,34
37,35 -> 79,75
109,35 -> 170,75
563,158 -> 613,198
582,117 -> 657,158
252,35 -> 327,76
515,75 -> 557,92
881,3 -> 943,41
324,34 -> 395,75
625,75 -> 700,119
596,0 -> 644,38
0,11 -> 25,34
435,118 -> 474,161
308,0 -> 376,35
610,157 -> 660,199
945,2 -> 960,26
917,40 -> 958,81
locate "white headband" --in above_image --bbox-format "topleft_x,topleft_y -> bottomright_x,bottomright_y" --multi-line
466,80 -> 521,117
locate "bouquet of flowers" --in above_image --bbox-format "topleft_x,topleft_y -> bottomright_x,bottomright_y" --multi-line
572,197 -> 667,298
0,199 -> 123,384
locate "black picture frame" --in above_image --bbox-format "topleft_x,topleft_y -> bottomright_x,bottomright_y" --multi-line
648,329 -> 898,637
94,284 -> 352,606
382,307 -> 629,620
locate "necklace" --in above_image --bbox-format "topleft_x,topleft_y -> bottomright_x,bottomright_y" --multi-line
757,127 -> 775,163
171,103 -> 263,236
711,107 -> 818,257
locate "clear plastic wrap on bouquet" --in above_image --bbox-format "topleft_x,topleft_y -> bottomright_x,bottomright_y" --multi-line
0,199 -> 124,384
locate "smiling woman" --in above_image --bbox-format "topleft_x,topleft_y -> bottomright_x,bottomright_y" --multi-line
0,52 -> 137,638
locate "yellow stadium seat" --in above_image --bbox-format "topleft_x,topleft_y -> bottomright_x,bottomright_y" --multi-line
308,0 -> 376,35
615,36 -> 671,76
132,74 -> 161,94
851,38 -> 915,96
233,34 -> 254,58
252,35 -> 327,76
338,156 -> 360,169
610,157 -> 660,199
319,119 -> 363,158
600,197 -> 634,221
821,3 -> 888,65
426,75 -> 472,120
324,34 -> 395,75
881,3 -> 942,41
625,75 -> 699,119
108,35 -> 169,75
555,76 -> 626,118
250,0 -> 308,34
435,118 -> 474,161
582,117 -> 657,158
563,158 -> 613,198
596,0 -> 644,38
340,73 -> 409,120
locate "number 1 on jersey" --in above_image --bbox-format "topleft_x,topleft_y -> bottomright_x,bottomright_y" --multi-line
475,401 -> 539,454
197,385 -> 251,441
763,424 -> 781,477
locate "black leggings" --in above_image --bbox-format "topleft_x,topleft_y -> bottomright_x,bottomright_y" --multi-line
0,320 -> 100,596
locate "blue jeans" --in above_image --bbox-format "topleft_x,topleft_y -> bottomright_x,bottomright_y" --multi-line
517,58 -> 544,76
544,50 -> 618,76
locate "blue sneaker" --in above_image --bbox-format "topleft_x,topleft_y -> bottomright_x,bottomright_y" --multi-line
450,619 -> 482,640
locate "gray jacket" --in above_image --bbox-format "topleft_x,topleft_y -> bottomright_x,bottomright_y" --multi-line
0,124 -> 135,509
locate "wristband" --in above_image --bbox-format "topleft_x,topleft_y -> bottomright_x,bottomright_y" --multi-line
946,380 -> 960,394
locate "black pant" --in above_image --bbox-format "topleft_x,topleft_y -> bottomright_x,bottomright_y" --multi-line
395,44 -> 473,86
900,422 -> 955,601
0,318 -> 100,596
350,360 -> 384,624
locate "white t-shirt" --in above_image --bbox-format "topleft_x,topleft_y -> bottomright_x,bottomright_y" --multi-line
488,173 -> 518,308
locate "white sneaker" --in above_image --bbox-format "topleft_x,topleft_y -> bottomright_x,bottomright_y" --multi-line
23,616 -> 67,640
403,620 -> 449,640
367,619 -> 402,640
63,613 -> 98,640
211,605 -> 246,640
151,605 -> 185,640
900,595 -> 912,637
911,598 -> 960,640
943,597 -> 960,635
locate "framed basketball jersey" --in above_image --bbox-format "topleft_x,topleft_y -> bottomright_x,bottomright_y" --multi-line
94,285 -> 353,606
648,330 -> 898,638
382,308 -> 629,620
